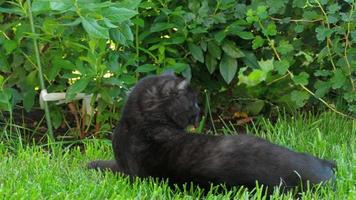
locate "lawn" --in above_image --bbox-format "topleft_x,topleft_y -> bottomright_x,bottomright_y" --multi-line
0,112 -> 355,199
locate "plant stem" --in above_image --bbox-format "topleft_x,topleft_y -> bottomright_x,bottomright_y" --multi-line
344,2 -> 355,92
27,0 -> 55,141
135,18 -> 140,66
205,90 -> 217,134
315,0 -> 336,71
135,16 -> 140,78
269,16 -> 323,23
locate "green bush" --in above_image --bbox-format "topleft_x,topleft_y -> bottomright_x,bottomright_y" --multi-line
0,0 -> 355,136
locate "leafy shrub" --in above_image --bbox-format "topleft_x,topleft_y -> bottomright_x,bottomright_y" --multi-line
132,0 -> 356,117
0,0 -> 141,134
0,0 -> 355,137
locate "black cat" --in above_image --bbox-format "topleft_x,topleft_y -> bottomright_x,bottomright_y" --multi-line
88,74 -> 336,193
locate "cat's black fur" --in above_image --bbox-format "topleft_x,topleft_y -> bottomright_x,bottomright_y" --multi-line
88,74 -> 336,193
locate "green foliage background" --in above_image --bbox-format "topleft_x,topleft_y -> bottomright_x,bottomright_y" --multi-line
0,0 -> 355,135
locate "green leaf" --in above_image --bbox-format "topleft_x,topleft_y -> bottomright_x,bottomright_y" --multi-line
314,80 -> 331,98
348,105 -> 356,114
256,6 -> 268,20
24,71 -> 38,90
342,11 -> 353,22
258,59 -> 274,73
344,92 -> 356,102
190,27 -> 208,34
241,51 -> 260,69
116,0 -> 142,10
248,70 -> 265,85
166,35 -> 186,45
100,89 -> 114,104
275,60 -> 290,75
245,100 -> 265,115
291,90 -> 310,107
315,26 -> 333,42
238,68 -> 266,86
0,7 -> 24,15
235,31 -> 254,40
50,0 -> 73,11
292,72 -> 309,85
212,15 -> 226,24
120,23 -> 134,41
110,29 -> 128,46
50,106 -> 63,129
207,41 -> 221,59
103,18 -> 118,28
49,56 -> 74,80
200,41 -> 207,52
32,0 -> 50,13
3,40 -> 17,55
188,43 -> 204,63
267,0 -> 286,14
104,7 -> 137,23
52,56 -> 76,71
167,63 -> 189,73
150,23 -> 175,33
330,69 -> 346,89
214,31 -> 226,43
219,54 -> 237,84
319,0 -> 328,5
351,31 -> 356,42
296,51 -> 314,66
293,0 -> 306,8
205,53 -> 217,74
327,15 -> 338,24
135,64 -> 156,73
0,75 -> 3,86
314,69 -> 332,77
43,19 -> 63,34
103,77 -> 124,86
222,41 -> 245,58
294,24 -> 304,33
66,77 -> 90,101
198,0 -> 209,17
0,52 -> 9,72
252,36 -> 264,49
23,90 -> 35,112
132,17 -> 144,27
81,17 -> 109,39
182,66 -> 192,81
62,18 -> 82,26
303,11 -> 320,20
200,40 -> 207,52
246,9 -> 258,23
263,23 -> 277,36
120,74 -> 137,85
277,40 -> 294,55
0,89 -> 12,111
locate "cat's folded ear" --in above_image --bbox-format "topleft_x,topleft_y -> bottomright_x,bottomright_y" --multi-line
162,80 -> 177,95
177,80 -> 188,90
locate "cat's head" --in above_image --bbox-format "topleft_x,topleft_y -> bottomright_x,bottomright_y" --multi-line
132,74 -> 200,129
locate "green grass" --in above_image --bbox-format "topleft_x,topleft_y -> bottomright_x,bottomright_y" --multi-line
0,112 -> 355,199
